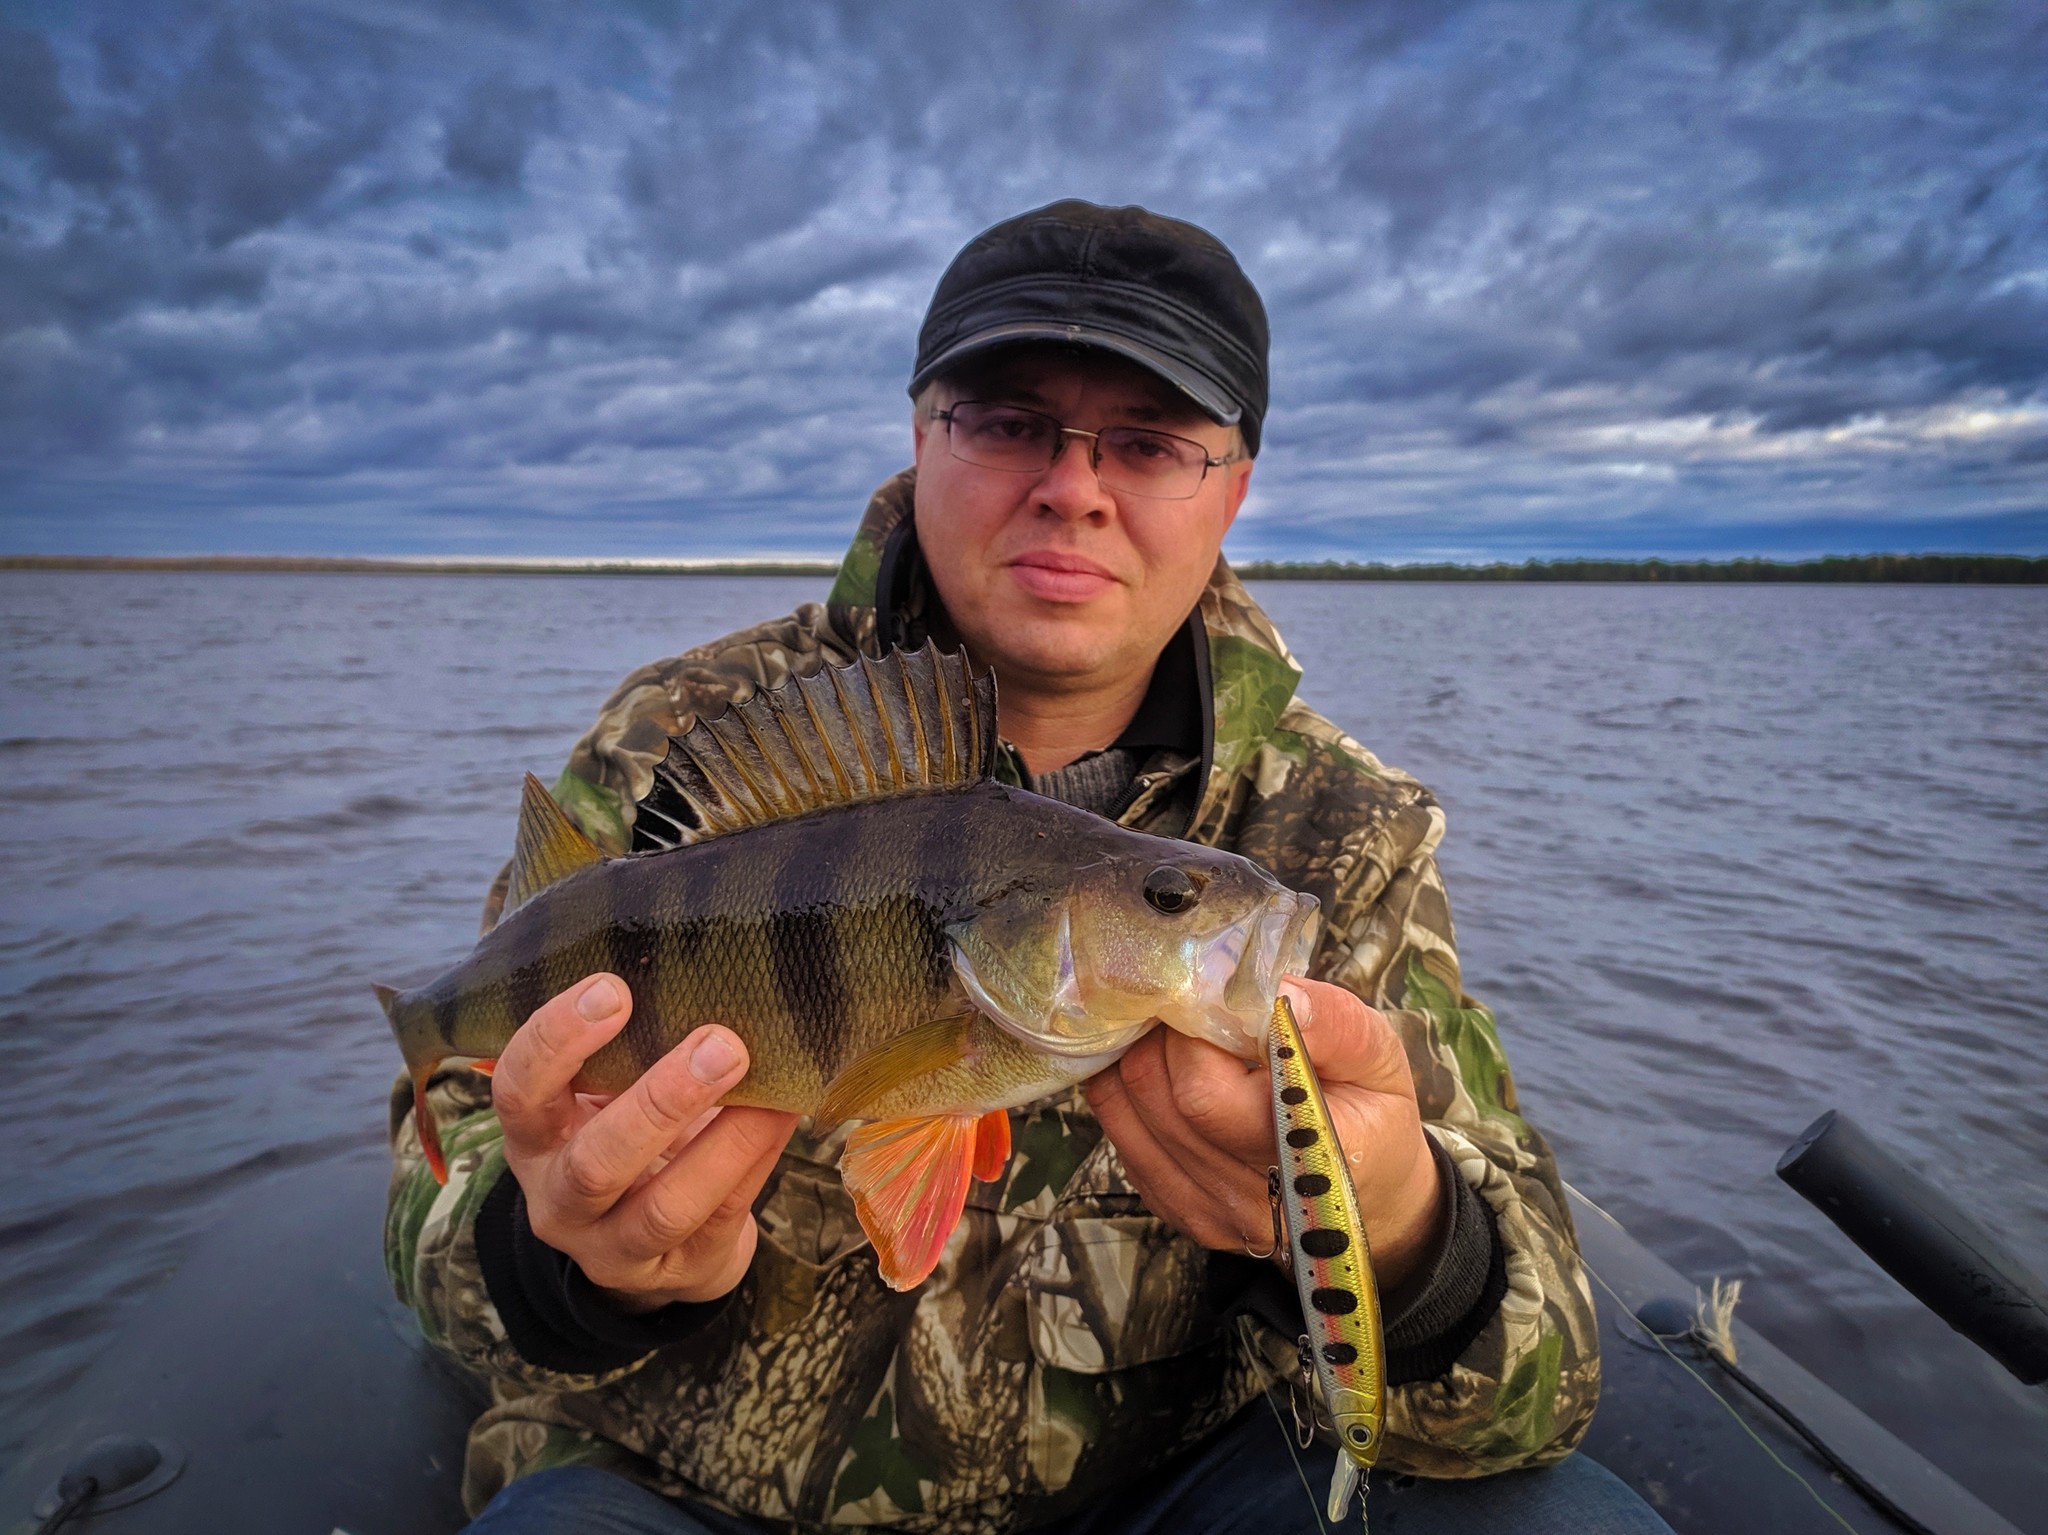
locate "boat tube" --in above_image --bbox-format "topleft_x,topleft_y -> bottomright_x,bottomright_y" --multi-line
1778,1109 -> 2048,1385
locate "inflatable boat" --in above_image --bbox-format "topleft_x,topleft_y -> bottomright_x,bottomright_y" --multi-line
3,1113 -> 2038,1535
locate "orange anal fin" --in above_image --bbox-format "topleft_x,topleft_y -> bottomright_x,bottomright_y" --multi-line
971,1107 -> 1011,1183
841,1114 -> 978,1291
412,1072 -> 449,1185
469,1057 -> 497,1077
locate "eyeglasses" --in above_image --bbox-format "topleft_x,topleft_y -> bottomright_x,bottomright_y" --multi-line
933,401 -> 1231,501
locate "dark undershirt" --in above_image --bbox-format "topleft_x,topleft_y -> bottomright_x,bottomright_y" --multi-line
473,613 -> 1507,1381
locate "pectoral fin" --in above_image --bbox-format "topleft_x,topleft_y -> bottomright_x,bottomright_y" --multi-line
842,1114 -> 980,1291
816,1014 -> 976,1126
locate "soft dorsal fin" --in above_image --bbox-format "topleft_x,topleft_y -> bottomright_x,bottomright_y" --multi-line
632,644 -> 997,848
506,772 -> 607,911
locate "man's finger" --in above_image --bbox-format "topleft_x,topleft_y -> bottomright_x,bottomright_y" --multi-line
606,1106 -> 798,1265
1086,1065 -> 1267,1249
495,975 -> 635,1156
1110,1028 -> 1274,1168
546,1025 -> 751,1219
1281,979 -> 1413,1098
1091,1038 -> 1270,1203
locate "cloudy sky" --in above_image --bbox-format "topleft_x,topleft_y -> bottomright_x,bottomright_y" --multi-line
2,0 -> 2043,561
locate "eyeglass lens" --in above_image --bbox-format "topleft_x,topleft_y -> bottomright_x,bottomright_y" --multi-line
944,403 -> 1212,499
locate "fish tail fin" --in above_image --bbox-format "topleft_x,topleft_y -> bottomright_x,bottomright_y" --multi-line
410,1067 -> 450,1185
842,1113 -> 980,1291
374,982 -> 451,1186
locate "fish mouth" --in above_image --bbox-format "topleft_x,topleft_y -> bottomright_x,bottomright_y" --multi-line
1167,889 -> 1321,1057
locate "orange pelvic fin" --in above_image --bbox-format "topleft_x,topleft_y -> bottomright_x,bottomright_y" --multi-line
841,1113 -> 979,1291
412,1068 -> 450,1185
469,1057 -> 498,1077
971,1107 -> 1011,1183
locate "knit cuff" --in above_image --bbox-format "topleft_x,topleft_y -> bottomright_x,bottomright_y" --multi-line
475,1167 -> 735,1375
1380,1133 -> 1507,1383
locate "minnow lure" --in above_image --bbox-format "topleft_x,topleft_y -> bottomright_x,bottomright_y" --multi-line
1266,992 -> 1385,1524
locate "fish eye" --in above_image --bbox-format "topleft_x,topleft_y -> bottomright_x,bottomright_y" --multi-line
1143,866 -> 1201,914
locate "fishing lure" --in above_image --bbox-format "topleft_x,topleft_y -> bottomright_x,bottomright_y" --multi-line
1266,991 -> 1385,1525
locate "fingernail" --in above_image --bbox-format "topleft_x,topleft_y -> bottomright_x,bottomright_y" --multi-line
577,978 -> 622,1020
1279,978 -> 1310,1026
690,1030 -> 741,1084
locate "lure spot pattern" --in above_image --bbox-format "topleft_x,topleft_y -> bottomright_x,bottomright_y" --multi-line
1266,994 -> 1384,1523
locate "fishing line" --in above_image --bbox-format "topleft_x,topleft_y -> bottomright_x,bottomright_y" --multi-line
1580,1257 -> 1862,1535
1242,1323 -> 1332,1535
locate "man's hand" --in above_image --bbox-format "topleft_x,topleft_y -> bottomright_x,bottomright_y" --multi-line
1084,977 -> 1444,1289
491,973 -> 799,1312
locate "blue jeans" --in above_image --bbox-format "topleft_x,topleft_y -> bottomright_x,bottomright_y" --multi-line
466,1403 -> 1673,1534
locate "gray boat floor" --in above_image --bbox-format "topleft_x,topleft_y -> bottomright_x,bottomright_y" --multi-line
0,1148 -> 2023,1535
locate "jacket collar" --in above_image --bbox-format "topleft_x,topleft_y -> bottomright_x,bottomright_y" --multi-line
823,470 -> 1302,838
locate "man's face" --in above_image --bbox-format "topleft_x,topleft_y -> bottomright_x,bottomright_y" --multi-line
911,348 -> 1253,695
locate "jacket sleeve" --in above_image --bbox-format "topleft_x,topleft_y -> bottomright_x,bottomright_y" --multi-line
1317,811 -> 1602,1476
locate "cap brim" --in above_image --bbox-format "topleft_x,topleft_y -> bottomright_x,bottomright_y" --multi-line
909,322 -> 1241,425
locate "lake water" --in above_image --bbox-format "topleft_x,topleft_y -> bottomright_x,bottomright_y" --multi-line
1,573 -> 2043,1527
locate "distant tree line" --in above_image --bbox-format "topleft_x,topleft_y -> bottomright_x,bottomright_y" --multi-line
1231,554 -> 2048,584
6,553 -> 2043,583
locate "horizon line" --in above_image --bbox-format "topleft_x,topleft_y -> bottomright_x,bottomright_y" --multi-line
5,552 -> 2045,582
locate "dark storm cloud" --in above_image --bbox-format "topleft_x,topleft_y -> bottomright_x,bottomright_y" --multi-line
0,0 -> 2042,558
443,77 -> 558,189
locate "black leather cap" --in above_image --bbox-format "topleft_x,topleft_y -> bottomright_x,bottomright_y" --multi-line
910,200 -> 1269,455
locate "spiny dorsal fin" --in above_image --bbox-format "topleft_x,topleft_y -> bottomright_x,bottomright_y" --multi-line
632,644 -> 996,848
506,772 -> 607,911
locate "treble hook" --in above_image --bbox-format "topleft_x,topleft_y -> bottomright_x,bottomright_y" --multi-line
1266,1165 -> 1289,1272
1290,1332 -> 1321,1449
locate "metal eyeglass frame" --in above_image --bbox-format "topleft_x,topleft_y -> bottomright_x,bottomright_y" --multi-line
933,401 -> 1231,501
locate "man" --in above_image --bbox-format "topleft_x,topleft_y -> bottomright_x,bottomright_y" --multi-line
388,201 -> 1670,1534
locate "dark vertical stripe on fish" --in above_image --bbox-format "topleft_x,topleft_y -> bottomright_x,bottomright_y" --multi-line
499,904 -> 555,1037
609,914 -> 665,1073
912,797 -> 971,904
908,799 -> 972,989
768,821 -> 854,1077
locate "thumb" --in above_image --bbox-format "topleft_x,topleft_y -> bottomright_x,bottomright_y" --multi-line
1278,977 -> 1414,1098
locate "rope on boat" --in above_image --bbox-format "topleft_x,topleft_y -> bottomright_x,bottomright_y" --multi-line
1581,1256 -> 1870,1535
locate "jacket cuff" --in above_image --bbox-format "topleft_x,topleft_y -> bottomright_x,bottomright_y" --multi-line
475,1167 -> 734,1375
1207,1134 -> 1506,1387
1380,1133 -> 1507,1383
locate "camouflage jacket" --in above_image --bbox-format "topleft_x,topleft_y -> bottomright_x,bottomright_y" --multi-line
385,471 -> 1601,1530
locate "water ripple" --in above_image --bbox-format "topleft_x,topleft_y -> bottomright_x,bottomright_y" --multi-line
1,572 -> 2043,1521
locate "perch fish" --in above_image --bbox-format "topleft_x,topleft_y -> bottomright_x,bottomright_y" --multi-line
378,645 -> 1319,1290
